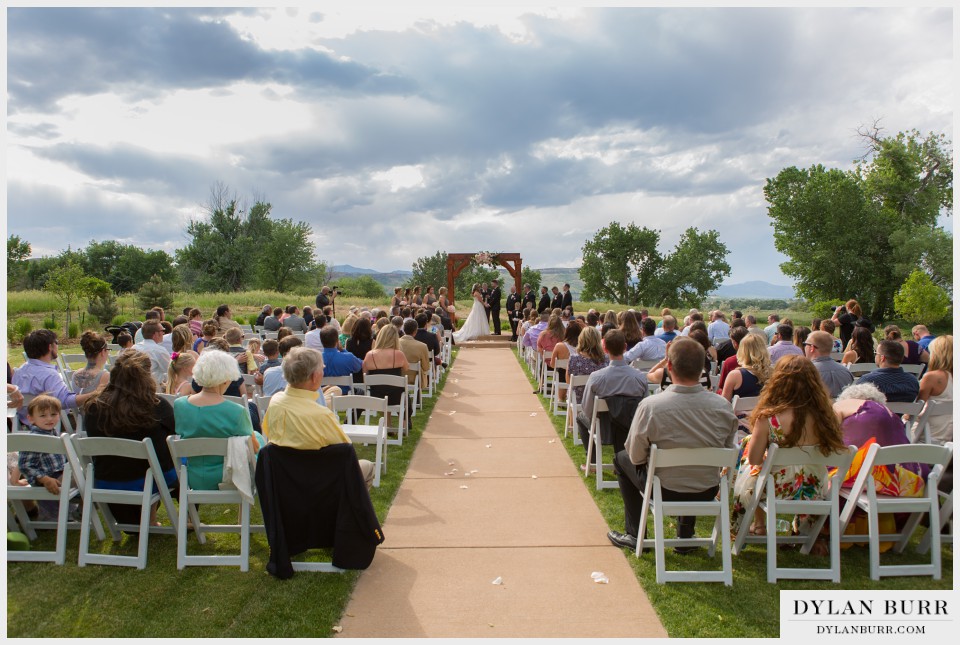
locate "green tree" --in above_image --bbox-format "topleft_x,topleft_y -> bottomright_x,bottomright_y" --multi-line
7,235 -> 31,288
333,276 -> 388,299
43,261 -> 110,336
408,251 -> 449,294
255,219 -> 316,292
83,240 -> 125,283
766,127 -> 953,319
579,222 -> 661,304
650,228 -> 731,308
135,274 -> 175,311
521,266 -> 542,292
894,269 -> 950,325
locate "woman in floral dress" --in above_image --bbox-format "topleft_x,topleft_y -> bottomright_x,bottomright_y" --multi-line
731,355 -> 847,537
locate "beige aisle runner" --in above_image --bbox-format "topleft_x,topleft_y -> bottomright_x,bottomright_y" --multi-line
340,344 -> 667,638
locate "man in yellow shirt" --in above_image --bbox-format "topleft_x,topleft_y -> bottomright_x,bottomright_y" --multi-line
262,346 -> 375,488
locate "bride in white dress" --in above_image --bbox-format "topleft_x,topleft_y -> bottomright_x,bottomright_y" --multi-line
452,284 -> 490,342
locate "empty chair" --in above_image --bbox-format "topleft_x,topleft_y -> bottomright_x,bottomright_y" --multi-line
839,442 -> 953,580
566,374 -> 590,445
331,395 -> 388,487
909,398 -> 952,445
551,358 -> 569,417
636,445 -> 740,585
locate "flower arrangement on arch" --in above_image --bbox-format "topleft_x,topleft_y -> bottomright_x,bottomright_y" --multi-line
473,251 -> 499,267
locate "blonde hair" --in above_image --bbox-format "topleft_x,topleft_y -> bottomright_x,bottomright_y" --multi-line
736,333 -> 772,385
341,313 -> 358,335
166,353 -> 196,394
576,326 -> 604,362
374,324 -> 401,350
928,335 -> 953,375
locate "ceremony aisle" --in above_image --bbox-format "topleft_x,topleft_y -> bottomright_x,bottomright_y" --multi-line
340,340 -> 666,637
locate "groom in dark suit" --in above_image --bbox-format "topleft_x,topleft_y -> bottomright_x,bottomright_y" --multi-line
561,283 -> 573,314
488,280 -> 502,335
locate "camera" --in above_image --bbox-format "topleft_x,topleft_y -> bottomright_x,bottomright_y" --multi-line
331,285 -> 343,296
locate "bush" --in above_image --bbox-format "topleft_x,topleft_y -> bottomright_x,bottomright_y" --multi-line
43,317 -> 57,330
810,299 -> 845,320
111,315 -> 127,326
135,274 -> 175,311
14,318 -> 32,341
88,291 -> 121,324
68,322 -> 80,339
894,269 -> 951,326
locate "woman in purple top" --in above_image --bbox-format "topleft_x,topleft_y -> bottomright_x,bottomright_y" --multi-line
567,326 -> 609,405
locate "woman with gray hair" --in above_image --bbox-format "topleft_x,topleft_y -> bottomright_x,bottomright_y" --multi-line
833,382 -> 928,498
173,349 -> 264,490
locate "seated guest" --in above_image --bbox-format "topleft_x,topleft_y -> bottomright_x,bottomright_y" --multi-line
550,320 -> 583,402
188,308 -> 205,338
166,352 -> 197,397
647,329 -> 714,389
224,327 -> 257,375
213,304 -> 243,335
720,333 -> 771,402
257,340 -> 282,375
842,323 -> 875,366
567,326 -> 609,406
282,306 -> 309,333
744,314 -> 766,339
72,330 -> 111,394
18,395 -> 69,513
133,320 -> 171,386
883,324 -> 928,365
193,321 -> 217,353
657,315 -> 679,343
320,325 -> 363,393
715,319 -> 746,364
263,307 -> 283,332
276,328 -> 294,342
916,335 -> 953,445
82,351 -> 177,524
414,313 -> 441,363
793,326 -> 811,349
624,317 -> 667,364
607,337 -> 738,551
262,347 -> 375,488
116,331 -> 134,354
255,304 -> 272,328
399,319 -> 430,387
261,336 -> 305,397
536,314 -> 565,367
575,330 -> 647,451
174,350 -> 264,490
339,314 -> 359,348
819,319 -> 843,353
304,323 -> 323,350
363,324 -> 409,395
171,324 -> 198,359
804,330 -> 853,398
768,324 -> 803,364
522,312 -> 550,349
856,340 -> 919,403
707,310 -> 730,343
716,326 -> 750,392
347,317 -> 375,371
620,312 -> 643,350
133,309 -> 161,343
763,313 -> 780,345
731,356 -> 846,539
302,306 -> 315,330
13,330 -> 98,426
911,324 -> 937,352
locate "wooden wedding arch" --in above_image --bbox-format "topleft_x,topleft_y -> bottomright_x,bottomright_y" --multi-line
446,253 -> 522,304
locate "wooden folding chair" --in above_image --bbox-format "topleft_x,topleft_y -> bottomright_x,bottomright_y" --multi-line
332,395 -> 388,487
635,445 -> 739,585
839,441 -> 953,580
6,434 -> 77,564
68,435 -> 177,569
732,444 -> 856,583
166,436 -> 261,570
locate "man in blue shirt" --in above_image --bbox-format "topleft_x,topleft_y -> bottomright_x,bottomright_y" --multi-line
658,315 -> 679,343
857,340 -> 920,403
12,330 -> 98,425
320,326 -> 362,394
911,325 -> 937,352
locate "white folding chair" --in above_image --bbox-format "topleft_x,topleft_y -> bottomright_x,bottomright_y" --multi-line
539,351 -> 555,395
829,352 -> 845,362
68,435 -> 177,569
909,399 -> 952,444
730,395 -> 760,416
839,441 -> 953,580
566,374 -> 590,445
900,364 -> 925,376
551,358 -> 569,417
6,434 -> 77,564
241,373 -> 261,397
322,375 -> 354,396
405,364 -> 423,415
635,445 -> 739,586
584,398 -> 617,490
443,331 -> 453,364
11,393 -> 74,434
255,394 -> 274,420
732,444 -> 856,583
157,392 -> 179,407
630,359 -> 660,372
332,395 -> 388,487
917,490 -> 953,555
424,351 -> 437,399
166,436 -> 260,571
361,374 -> 408,446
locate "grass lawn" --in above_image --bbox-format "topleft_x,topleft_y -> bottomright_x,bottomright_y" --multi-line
6,348 -> 458,638
513,350 -> 953,639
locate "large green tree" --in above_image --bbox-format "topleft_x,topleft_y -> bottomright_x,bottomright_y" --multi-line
255,218 -> 316,292
579,222 -> 730,307
766,127 -> 953,319
7,235 -> 31,288
43,260 -> 111,336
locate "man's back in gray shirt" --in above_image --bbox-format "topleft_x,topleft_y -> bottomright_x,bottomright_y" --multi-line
812,355 -> 853,398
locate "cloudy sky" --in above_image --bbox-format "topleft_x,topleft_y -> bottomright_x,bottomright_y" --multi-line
4,4 -> 953,285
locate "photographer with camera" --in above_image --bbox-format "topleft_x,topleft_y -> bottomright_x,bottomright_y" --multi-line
316,285 -> 342,316
830,298 -> 861,351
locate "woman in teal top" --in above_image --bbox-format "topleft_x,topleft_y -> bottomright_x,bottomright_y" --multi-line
173,349 -> 264,490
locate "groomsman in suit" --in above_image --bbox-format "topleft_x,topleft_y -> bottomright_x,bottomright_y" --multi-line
537,287 -> 551,314
561,283 -> 573,313
550,286 -> 563,310
522,284 -> 537,311
480,283 -> 491,324
505,285 -> 520,339
488,280 -> 502,335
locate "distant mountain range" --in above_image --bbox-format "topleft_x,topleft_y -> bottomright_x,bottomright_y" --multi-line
330,264 -> 794,300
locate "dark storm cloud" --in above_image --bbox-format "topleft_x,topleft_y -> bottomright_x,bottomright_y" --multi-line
7,7 -> 413,113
